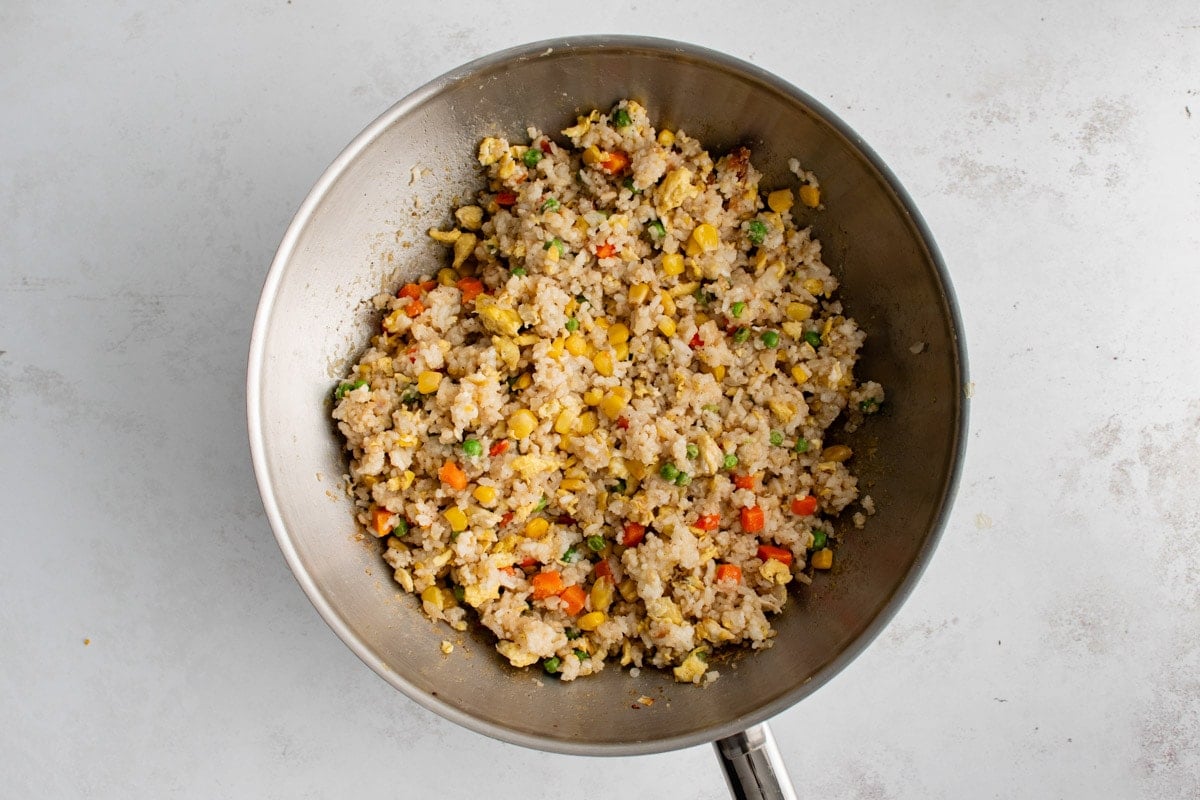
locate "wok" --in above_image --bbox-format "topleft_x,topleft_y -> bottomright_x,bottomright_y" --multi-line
247,36 -> 967,799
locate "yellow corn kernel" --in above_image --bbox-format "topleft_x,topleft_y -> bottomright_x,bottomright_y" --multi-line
398,470 -> 415,490
472,485 -> 497,506
811,548 -> 833,569
669,281 -> 699,298
437,267 -> 458,286
507,409 -> 537,440
548,337 -> 565,360
577,411 -> 598,434
799,184 -> 821,208
591,576 -> 615,613
421,585 -> 445,610
581,145 -> 603,165
606,323 -> 631,345
657,129 -> 675,147
360,474 -> 378,490
661,253 -> 685,276
657,317 -> 677,337
559,478 -> 586,492
554,407 -> 578,435
565,333 -> 588,356
820,444 -> 853,462
417,371 -> 442,394
524,517 -> 550,539
786,302 -> 813,321
652,340 -> 671,361
767,189 -> 795,213
711,365 -> 726,382
515,373 -> 533,390
381,308 -> 404,333
628,283 -> 651,305
427,227 -> 461,244
443,507 -> 468,533
578,611 -> 606,631
792,365 -> 810,384
592,351 -> 614,377
452,232 -> 477,269
614,341 -> 629,362
804,278 -> 825,296
454,205 -> 484,230
659,290 -> 677,317
583,388 -> 603,406
689,223 -> 720,253
599,390 -> 628,420
593,318 -> 610,331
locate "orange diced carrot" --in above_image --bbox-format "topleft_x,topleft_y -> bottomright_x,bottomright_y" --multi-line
790,495 -> 818,516
437,460 -> 468,491
456,276 -> 485,302
398,283 -> 422,300
404,299 -> 425,318
601,150 -> 629,174
756,544 -> 793,566
621,521 -> 646,547
559,584 -> 587,615
596,243 -> 616,259
733,474 -> 756,491
694,514 -> 721,531
740,505 -> 764,533
371,506 -> 392,537
716,564 -> 742,584
531,570 -> 565,600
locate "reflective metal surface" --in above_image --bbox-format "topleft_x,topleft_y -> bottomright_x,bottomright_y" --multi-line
247,36 -> 967,758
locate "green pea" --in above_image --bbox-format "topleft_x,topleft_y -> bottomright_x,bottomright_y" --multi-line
733,327 -> 751,343
686,443 -> 699,460
392,519 -> 409,537
462,439 -> 482,457
810,530 -> 828,550
574,648 -> 589,660
674,472 -> 692,487
543,656 -> 561,674
770,431 -> 783,446
723,453 -> 739,469
543,237 -> 566,255
623,176 -> 640,194
761,330 -> 780,348
659,462 -> 680,481
647,220 -> 666,239
586,535 -> 605,552
794,438 -> 810,453
613,108 -> 632,127
511,267 -> 528,276
565,317 -> 580,332
542,197 -> 560,212
561,545 -> 579,563
565,628 -> 581,640
804,330 -> 822,348
523,148 -> 543,168
731,301 -> 746,318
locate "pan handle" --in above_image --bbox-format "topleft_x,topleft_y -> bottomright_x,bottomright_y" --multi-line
714,723 -> 798,800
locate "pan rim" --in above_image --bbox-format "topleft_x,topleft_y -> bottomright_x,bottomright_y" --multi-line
246,33 -> 969,757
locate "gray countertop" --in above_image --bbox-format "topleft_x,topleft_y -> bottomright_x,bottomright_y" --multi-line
3,2 -> 1198,797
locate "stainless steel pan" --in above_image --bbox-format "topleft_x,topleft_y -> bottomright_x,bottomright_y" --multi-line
247,36 -> 967,799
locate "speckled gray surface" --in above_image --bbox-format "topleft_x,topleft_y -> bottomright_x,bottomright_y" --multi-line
3,2 -> 1198,798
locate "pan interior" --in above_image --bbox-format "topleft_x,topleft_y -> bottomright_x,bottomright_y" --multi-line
249,37 -> 965,755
